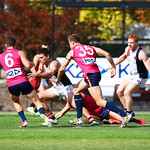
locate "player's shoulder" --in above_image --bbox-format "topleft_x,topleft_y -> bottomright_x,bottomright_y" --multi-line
50,59 -> 60,66
125,46 -> 131,56
125,46 -> 130,51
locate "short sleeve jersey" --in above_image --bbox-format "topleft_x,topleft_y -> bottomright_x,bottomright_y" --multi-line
0,49 -> 28,87
72,44 -> 100,78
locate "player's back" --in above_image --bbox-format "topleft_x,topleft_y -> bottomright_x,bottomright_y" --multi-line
0,49 -> 28,87
72,44 -> 99,77
82,93 -> 103,116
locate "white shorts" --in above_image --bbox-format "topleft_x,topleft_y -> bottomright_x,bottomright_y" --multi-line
125,75 -> 148,88
50,84 -> 73,100
41,78 -> 48,87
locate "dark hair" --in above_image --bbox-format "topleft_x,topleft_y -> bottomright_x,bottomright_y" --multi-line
41,41 -> 48,46
6,37 -> 16,47
41,41 -> 49,49
38,48 -> 51,57
68,34 -> 80,43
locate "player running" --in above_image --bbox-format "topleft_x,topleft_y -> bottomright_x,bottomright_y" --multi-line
0,37 -> 51,128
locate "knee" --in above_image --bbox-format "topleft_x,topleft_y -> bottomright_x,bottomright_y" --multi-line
73,88 -> 79,95
124,91 -> 131,98
117,89 -> 124,97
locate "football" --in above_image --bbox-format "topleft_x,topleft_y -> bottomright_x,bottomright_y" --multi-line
29,77 -> 41,90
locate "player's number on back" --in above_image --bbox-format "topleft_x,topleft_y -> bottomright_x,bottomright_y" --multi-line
5,53 -> 14,67
76,45 -> 94,57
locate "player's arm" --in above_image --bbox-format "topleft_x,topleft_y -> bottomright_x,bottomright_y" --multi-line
19,51 -> 34,69
30,60 -> 60,79
114,52 -> 127,66
55,102 -> 71,119
93,46 -> 116,78
140,50 -> 150,73
56,50 -> 73,85
106,49 -> 127,71
31,55 -> 40,73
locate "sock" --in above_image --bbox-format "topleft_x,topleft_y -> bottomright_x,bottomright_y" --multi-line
35,108 -> 38,113
126,110 -> 132,114
18,111 -> 27,122
130,118 -> 136,122
74,94 -> 83,118
30,103 -> 35,107
87,115 -> 95,123
39,107 -> 45,115
105,101 -> 127,117
47,112 -> 56,120
103,121 -> 110,124
124,108 -> 127,112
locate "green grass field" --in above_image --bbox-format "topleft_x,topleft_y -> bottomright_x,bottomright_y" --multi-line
0,111 -> 150,150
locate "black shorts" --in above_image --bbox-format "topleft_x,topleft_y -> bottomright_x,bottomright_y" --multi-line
8,81 -> 34,96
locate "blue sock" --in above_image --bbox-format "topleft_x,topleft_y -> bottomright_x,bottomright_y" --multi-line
18,111 -> 27,122
74,94 -> 83,118
105,101 -> 127,117
39,107 -> 45,115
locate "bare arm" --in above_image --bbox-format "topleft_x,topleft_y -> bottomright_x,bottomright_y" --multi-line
31,55 -> 40,73
55,102 -> 71,119
114,52 -> 127,66
56,50 -> 73,85
93,46 -> 116,78
19,51 -> 34,69
29,60 -> 60,79
140,50 -> 150,73
106,51 -> 127,71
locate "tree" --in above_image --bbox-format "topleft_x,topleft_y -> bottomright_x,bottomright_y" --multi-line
0,0 -> 52,59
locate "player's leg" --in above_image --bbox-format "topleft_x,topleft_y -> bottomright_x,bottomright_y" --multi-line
38,87 -> 60,124
72,79 -> 87,123
88,86 -> 127,118
82,107 -> 100,126
117,79 -> 131,110
8,84 -> 28,128
124,82 -> 140,112
85,73 -> 128,127
123,82 -> 140,122
27,79 -> 48,114
38,87 -> 58,101
108,111 -> 122,122
11,94 -> 28,127
27,89 -> 52,127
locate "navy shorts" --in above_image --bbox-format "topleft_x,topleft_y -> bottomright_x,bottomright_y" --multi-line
8,81 -> 34,96
99,108 -> 110,120
84,72 -> 101,88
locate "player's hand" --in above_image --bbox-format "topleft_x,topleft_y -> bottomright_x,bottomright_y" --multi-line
105,66 -> 112,71
28,72 -> 37,78
110,68 -> 116,78
55,78 -> 60,86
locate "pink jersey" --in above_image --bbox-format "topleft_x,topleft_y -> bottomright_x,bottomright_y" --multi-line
72,44 -> 100,78
0,49 -> 28,87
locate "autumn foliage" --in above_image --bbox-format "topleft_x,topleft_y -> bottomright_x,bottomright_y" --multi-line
0,0 -> 52,58
0,0 -> 103,59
